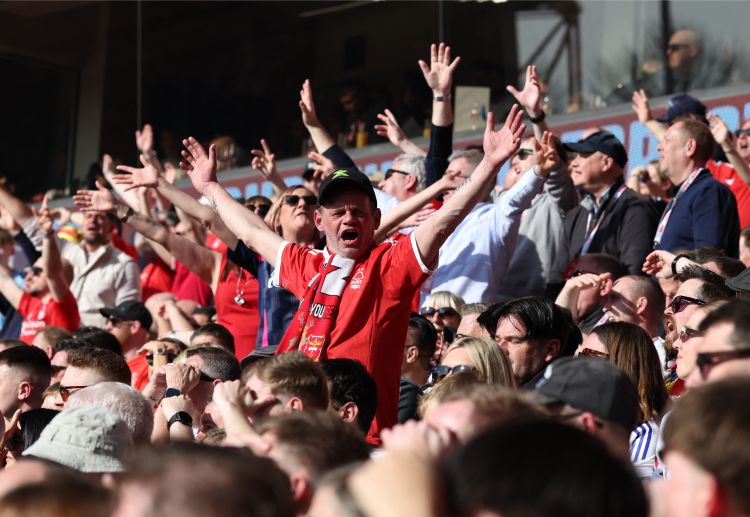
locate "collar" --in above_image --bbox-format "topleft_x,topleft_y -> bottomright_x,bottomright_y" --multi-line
581,176 -> 625,213
670,167 -> 705,196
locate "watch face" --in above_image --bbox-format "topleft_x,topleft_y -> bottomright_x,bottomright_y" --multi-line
165,388 -> 181,398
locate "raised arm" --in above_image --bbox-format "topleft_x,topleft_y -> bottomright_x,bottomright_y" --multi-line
506,65 -> 548,140
632,89 -> 666,142
300,79 -> 336,153
180,137 -> 285,267
709,114 -> 750,185
35,196 -> 70,303
74,183 -> 221,289
374,109 -> 426,156
112,154 -> 239,249
0,186 -> 34,227
0,259 -> 22,309
413,105 -> 526,266
373,172 -> 456,242
420,42 -> 460,186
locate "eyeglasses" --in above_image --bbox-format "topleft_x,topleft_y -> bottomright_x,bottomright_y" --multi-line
515,148 -> 534,160
695,349 -> 750,380
59,384 -> 89,402
106,315 -> 128,326
579,348 -> 609,359
734,128 -> 750,138
283,195 -> 317,207
679,325 -> 702,341
430,364 -> 477,383
668,295 -> 706,314
667,43 -> 690,52
246,203 -> 271,216
24,266 -> 43,277
420,307 -> 459,318
384,168 -> 410,181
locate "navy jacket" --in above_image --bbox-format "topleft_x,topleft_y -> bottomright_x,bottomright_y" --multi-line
655,169 -> 740,256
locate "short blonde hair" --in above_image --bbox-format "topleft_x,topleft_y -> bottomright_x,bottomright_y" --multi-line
422,291 -> 465,316
443,337 -> 515,387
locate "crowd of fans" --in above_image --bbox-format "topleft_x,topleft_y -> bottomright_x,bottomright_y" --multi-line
0,39 -> 750,516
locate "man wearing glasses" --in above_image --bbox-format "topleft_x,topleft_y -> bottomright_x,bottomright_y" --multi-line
688,299 -> 750,388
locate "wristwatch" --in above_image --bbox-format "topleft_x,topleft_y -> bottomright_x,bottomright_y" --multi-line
167,411 -> 193,430
164,388 -> 181,398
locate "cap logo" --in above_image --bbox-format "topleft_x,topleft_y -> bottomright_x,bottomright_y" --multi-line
331,170 -> 349,179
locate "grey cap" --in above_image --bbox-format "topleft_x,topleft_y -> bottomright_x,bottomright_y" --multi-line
726,267 -> 750,294
23,404 -> 133,473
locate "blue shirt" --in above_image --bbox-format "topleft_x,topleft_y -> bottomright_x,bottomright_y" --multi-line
227,241 -> 300,353
655,169 -> 740,255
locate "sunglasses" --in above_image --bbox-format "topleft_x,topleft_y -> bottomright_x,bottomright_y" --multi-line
666,43 -> 690,52
679,325 -> 702,341
430,364 -> 477,383
106,315 -> 128,326
515,148 -> 534,160
283,195 -> 317,207
695,349 -> 750,380
59,384 -> 90,402
420,307 -> 459,318
384,168 -> 410,181
200,371 -> 217,383
668,295 -> 706,314
24,266 -> 44,277
734,128 -> 750,138
246,203 -> 271,216
146,350 -> 177,366
579,348 -> 609,359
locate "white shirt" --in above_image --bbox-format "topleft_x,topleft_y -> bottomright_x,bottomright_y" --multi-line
62,243 -> 141,327
424,168 -> 546,303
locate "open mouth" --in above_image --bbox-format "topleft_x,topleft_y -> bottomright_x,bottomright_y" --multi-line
341,229 -> 359,244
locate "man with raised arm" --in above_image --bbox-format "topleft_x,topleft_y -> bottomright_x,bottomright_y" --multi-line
0,197 -> 79,343
182,105 -> 526,440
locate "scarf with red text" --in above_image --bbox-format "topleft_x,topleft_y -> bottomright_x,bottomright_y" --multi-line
276,248 -> 355,360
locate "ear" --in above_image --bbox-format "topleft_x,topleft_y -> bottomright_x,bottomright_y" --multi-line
373,207 -> 381,230
685,137 -> 698,160
599,277 -> 614,297
130,320 -> 142,334
405,345 -> 419,364
338,401 -> 359,425
706,475 -> 730,517
287,396 -> 305,413
17,380 -> 32,401
634,296 -> 649,317
290,473 -> 313,509
578,412 -> 600,434
404,174 -> 417,191
313,209 -> 325,233
544,339 -> 561,362
601,154 -> 615,173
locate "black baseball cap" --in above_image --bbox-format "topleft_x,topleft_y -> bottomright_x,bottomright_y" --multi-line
100,300 -> 153,329
726,268 -> 750,294
533,357 -> 639,430
656,94 -> 706,123
564,131 -> 628,168
317,168 -> 377,207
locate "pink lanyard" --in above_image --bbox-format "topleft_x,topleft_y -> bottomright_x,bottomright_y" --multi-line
580,184 -> 627,255
653,168 -> 702,248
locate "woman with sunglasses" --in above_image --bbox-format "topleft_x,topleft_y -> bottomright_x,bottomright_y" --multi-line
577,321 -> 668,479
421,291 -> 464,362
431,336 -> 515,387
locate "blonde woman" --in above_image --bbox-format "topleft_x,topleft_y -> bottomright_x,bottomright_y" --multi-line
421,291 -> 465,362
434,337 -> 516,387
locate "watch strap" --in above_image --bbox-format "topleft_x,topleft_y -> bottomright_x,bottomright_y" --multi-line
167,411 -> 193,430
164,388 -> 181,398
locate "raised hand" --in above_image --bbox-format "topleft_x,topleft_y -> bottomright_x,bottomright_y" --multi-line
374,109 -> 408,147
483,104 -> 526,167
73,181 -> 117,212
307,151 -> 336,180
250,139 -> 279,180
164,362 -> 200,393
532,131 -> 560,177
506,65 -> 542,116
643,250 -> 678,278
179,137 -> 217,195
135,123 -> 154,155
299,79 -> 322,129
632,89 -> 653,124
32,194 -> 55,234
418,42 -> 461,96
708,114 -> 731,146
0,208 -> 18,233
102,154 -> 115,177
113,154 -> 160,191
163,162 -> 178,185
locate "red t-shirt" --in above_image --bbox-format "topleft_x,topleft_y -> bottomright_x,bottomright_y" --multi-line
18,291 -> 80,344
140,259 -> 175,302
171,260 -> 213,306
277,233 -> 431,441
111,232 -> 138,262
708,159 -> 750,228
215,255 -> 259,360
205,232 -> 228,255
129,353 -> 150,392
